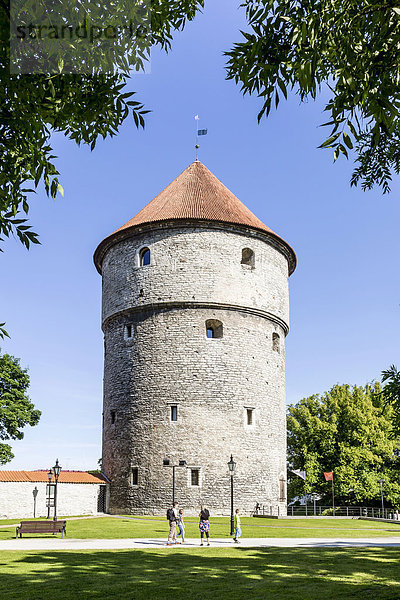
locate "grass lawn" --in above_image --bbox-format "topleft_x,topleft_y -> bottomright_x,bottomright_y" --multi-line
0,547 -> 399,599
1,516 -> 400,540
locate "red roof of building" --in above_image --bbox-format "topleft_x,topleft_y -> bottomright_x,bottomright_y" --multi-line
115,160 -> 275,234
0,470 -> 106,484
94,160 -> 296,274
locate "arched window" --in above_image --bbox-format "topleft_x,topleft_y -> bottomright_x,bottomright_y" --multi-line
241,248 -> 255,268
205,319 -> 223,339
139,247 -> 151,266
272,332 -> 280,353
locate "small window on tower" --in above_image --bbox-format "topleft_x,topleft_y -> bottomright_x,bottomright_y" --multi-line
131,467 -> 138,486
205,319 -> 223,339
272,332 -> 280,353
170,405 -> 178,422
191,469 -> 200,486
125,324 -> 133,340
139,247 -> 151,266
247,409 -> 253,426
241,248 -> 255,268
279,476 -> 286,502
110,410 -> 116,424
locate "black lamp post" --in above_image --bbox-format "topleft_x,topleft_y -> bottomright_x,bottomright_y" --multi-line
47,469 -> 53,519
228,454 -> 236,536
52,459 -> 62,521
163,459 -> 186,504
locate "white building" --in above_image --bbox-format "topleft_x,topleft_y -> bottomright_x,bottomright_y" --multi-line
0,470 -> 109,519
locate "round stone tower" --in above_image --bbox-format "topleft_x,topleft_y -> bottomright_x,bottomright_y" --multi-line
94,160 -> 296,516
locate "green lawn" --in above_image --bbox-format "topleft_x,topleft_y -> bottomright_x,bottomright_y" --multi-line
2,516 -> 400,540
0,547 -> 399,599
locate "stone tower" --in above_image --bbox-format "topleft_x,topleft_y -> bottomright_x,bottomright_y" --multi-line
94,160 -> 296,516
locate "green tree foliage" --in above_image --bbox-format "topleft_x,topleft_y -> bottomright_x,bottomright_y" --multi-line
287,383 -> 400,506
0,0 -> 203,338
0,351 -> 41,464
0,0 -> 203,251
226,0 -> 400,193
381,365 -> 400,436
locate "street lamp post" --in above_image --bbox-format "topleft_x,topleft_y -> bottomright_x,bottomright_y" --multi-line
47,469 -> 53,519
379,479 -> 384,517
228,455 -> 236,536
52,459 -> 62,521
163,459 -> 186,504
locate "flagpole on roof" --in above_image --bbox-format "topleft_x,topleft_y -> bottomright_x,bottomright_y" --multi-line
195,115 -> 199,160
194,115 -> 208,160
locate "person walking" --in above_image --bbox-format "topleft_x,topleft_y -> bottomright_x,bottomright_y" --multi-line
177,509 -> 185,543
166,501 -> 179,546
199,505 -> 210,546
233,508 -> 242,543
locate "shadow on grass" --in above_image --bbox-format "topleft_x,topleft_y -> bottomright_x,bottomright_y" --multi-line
0,547 -> 400,600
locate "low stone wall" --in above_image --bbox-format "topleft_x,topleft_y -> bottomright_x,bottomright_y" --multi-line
0,482 -> 108,519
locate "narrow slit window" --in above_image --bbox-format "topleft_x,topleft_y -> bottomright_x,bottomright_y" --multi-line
131,467 -> 138,486
191,469 -> 200,486
125,324 -> 133,339
205,319 -> 223,339
139,247 -> 151,266
170,406 -> 178,422
279,477 -> 286,502
272,332 -> 280,353
110,410 -> 116,425
241,248 -> 255,268
247,409 -> 253,426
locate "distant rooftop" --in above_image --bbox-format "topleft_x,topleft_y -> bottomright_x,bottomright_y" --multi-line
0,470 -> 107,484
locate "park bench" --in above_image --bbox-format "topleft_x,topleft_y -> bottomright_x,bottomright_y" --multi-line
16,520 -> 67,538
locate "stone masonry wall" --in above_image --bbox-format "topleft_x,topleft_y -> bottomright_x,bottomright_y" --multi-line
101,226 -> 290,516
101,227 -> 289,328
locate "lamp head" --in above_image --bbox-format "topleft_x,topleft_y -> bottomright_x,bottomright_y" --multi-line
228,454 -> 236,474
53,458 -> 62,479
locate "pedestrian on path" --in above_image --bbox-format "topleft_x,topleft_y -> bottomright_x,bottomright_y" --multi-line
199,505 -> 210,546
177,509 -> 185,543
233,508 -> 242,543
166,501 -> 179,546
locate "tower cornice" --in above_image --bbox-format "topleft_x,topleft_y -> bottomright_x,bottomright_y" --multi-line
102,300 -> 290,336
94,219 -> 296,277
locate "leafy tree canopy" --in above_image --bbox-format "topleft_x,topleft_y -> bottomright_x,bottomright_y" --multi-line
226,0 -> 400,193
287,383 -> 400,506
0,351 -> 41,464
0,0 -> 203,251
381,365 -> 400,436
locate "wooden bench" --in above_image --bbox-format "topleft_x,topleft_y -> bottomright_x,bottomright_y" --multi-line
16,520 -> 67,538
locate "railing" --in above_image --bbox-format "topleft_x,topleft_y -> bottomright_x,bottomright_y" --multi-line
251,505 -> 399,518
286,505 -> 398,518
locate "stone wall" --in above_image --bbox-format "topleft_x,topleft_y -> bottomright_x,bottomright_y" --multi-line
0,482 -> 108,519
101,224 -> 291,516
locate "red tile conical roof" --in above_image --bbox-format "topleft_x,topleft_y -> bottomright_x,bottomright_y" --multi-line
115,160 -> 274,234
94,160 -> 296,273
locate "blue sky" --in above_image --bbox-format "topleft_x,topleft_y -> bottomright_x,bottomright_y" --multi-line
1,1 -> 400,470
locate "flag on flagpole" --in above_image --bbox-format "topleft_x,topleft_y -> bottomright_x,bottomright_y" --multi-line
291,469 -> 306,481
324,471 -> 333,481
198,129 -> 208,136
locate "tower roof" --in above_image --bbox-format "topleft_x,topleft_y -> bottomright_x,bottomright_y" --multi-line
94,160 -> 296,273
115,160 -> 275,234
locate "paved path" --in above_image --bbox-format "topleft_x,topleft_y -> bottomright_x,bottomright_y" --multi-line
2,537 -> 400,551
